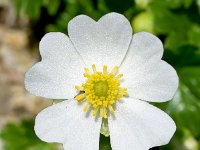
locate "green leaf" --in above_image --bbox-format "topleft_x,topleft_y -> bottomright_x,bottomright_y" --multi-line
132,11 -> 155,33
100,0 -> 134,13
0,119 -> 57,150
155,64 -> 200,149
197,0 -> 200,12
164,31 -> 188,51
188,24 -> 200,48
163,45 -> 200,67
24,0 -> 43,19
179,67 -> 200,99
46,0 -> 60,16
174,83 -> 200,137
156,81 -> 200,149
135,0 -> 150,8
150,5 -> 191,34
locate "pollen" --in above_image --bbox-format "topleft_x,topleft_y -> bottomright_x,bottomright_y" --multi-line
75,64 -> 128,118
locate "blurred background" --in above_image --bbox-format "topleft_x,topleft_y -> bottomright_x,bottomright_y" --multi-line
0,0 -> 200,150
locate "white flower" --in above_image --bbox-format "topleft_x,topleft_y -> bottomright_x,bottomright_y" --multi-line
25,12 -> 178,150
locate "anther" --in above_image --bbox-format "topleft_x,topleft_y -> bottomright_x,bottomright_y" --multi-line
75,93 -> 86,101
84,73 -> 91,78
75,86 -> 84,91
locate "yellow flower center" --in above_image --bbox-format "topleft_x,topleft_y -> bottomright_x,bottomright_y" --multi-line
93,81 -> 108,97
75,64 -> 127,118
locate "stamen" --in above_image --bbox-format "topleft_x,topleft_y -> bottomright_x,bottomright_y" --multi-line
92,64 -> 97,73
119,87 -> 127,92
75,93 -> 86,102
84,68 -> 92,75
75,64 -> 128,118
84,73 -> 91,78
100,108 -> 105,118
124,92 -> 128,96
116,74 -> 123,79
83,103 -> 91,112
104,109 -> 108,118
110,66 -> 119,75
92,108 -> 99,116
75,86 -> 84,91
103,65 -> 108,74
108,105 -> 115,113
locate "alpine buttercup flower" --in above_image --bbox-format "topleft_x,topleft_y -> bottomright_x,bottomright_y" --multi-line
25,12 -> 178,150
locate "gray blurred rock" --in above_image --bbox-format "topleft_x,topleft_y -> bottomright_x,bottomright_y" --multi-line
0,25 -> 52,129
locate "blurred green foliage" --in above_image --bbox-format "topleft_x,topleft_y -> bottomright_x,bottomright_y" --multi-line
2,0 -> 199,149
0,119 -> 112,150
0,119 -> 57,150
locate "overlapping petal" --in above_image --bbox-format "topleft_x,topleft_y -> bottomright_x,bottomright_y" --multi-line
35,99 -> 102,150
120,32 -> 178,102
68,12 -> 132,69
25,32 -> 85,99
108,98 -> 176,150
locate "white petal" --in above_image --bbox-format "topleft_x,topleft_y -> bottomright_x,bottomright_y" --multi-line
121,32 -> 163,70
35,99 -> 102,150
25,32 -> 85,99
108,98 -> 176,150
120,32 -> 178,102
68,12 -> 132,68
